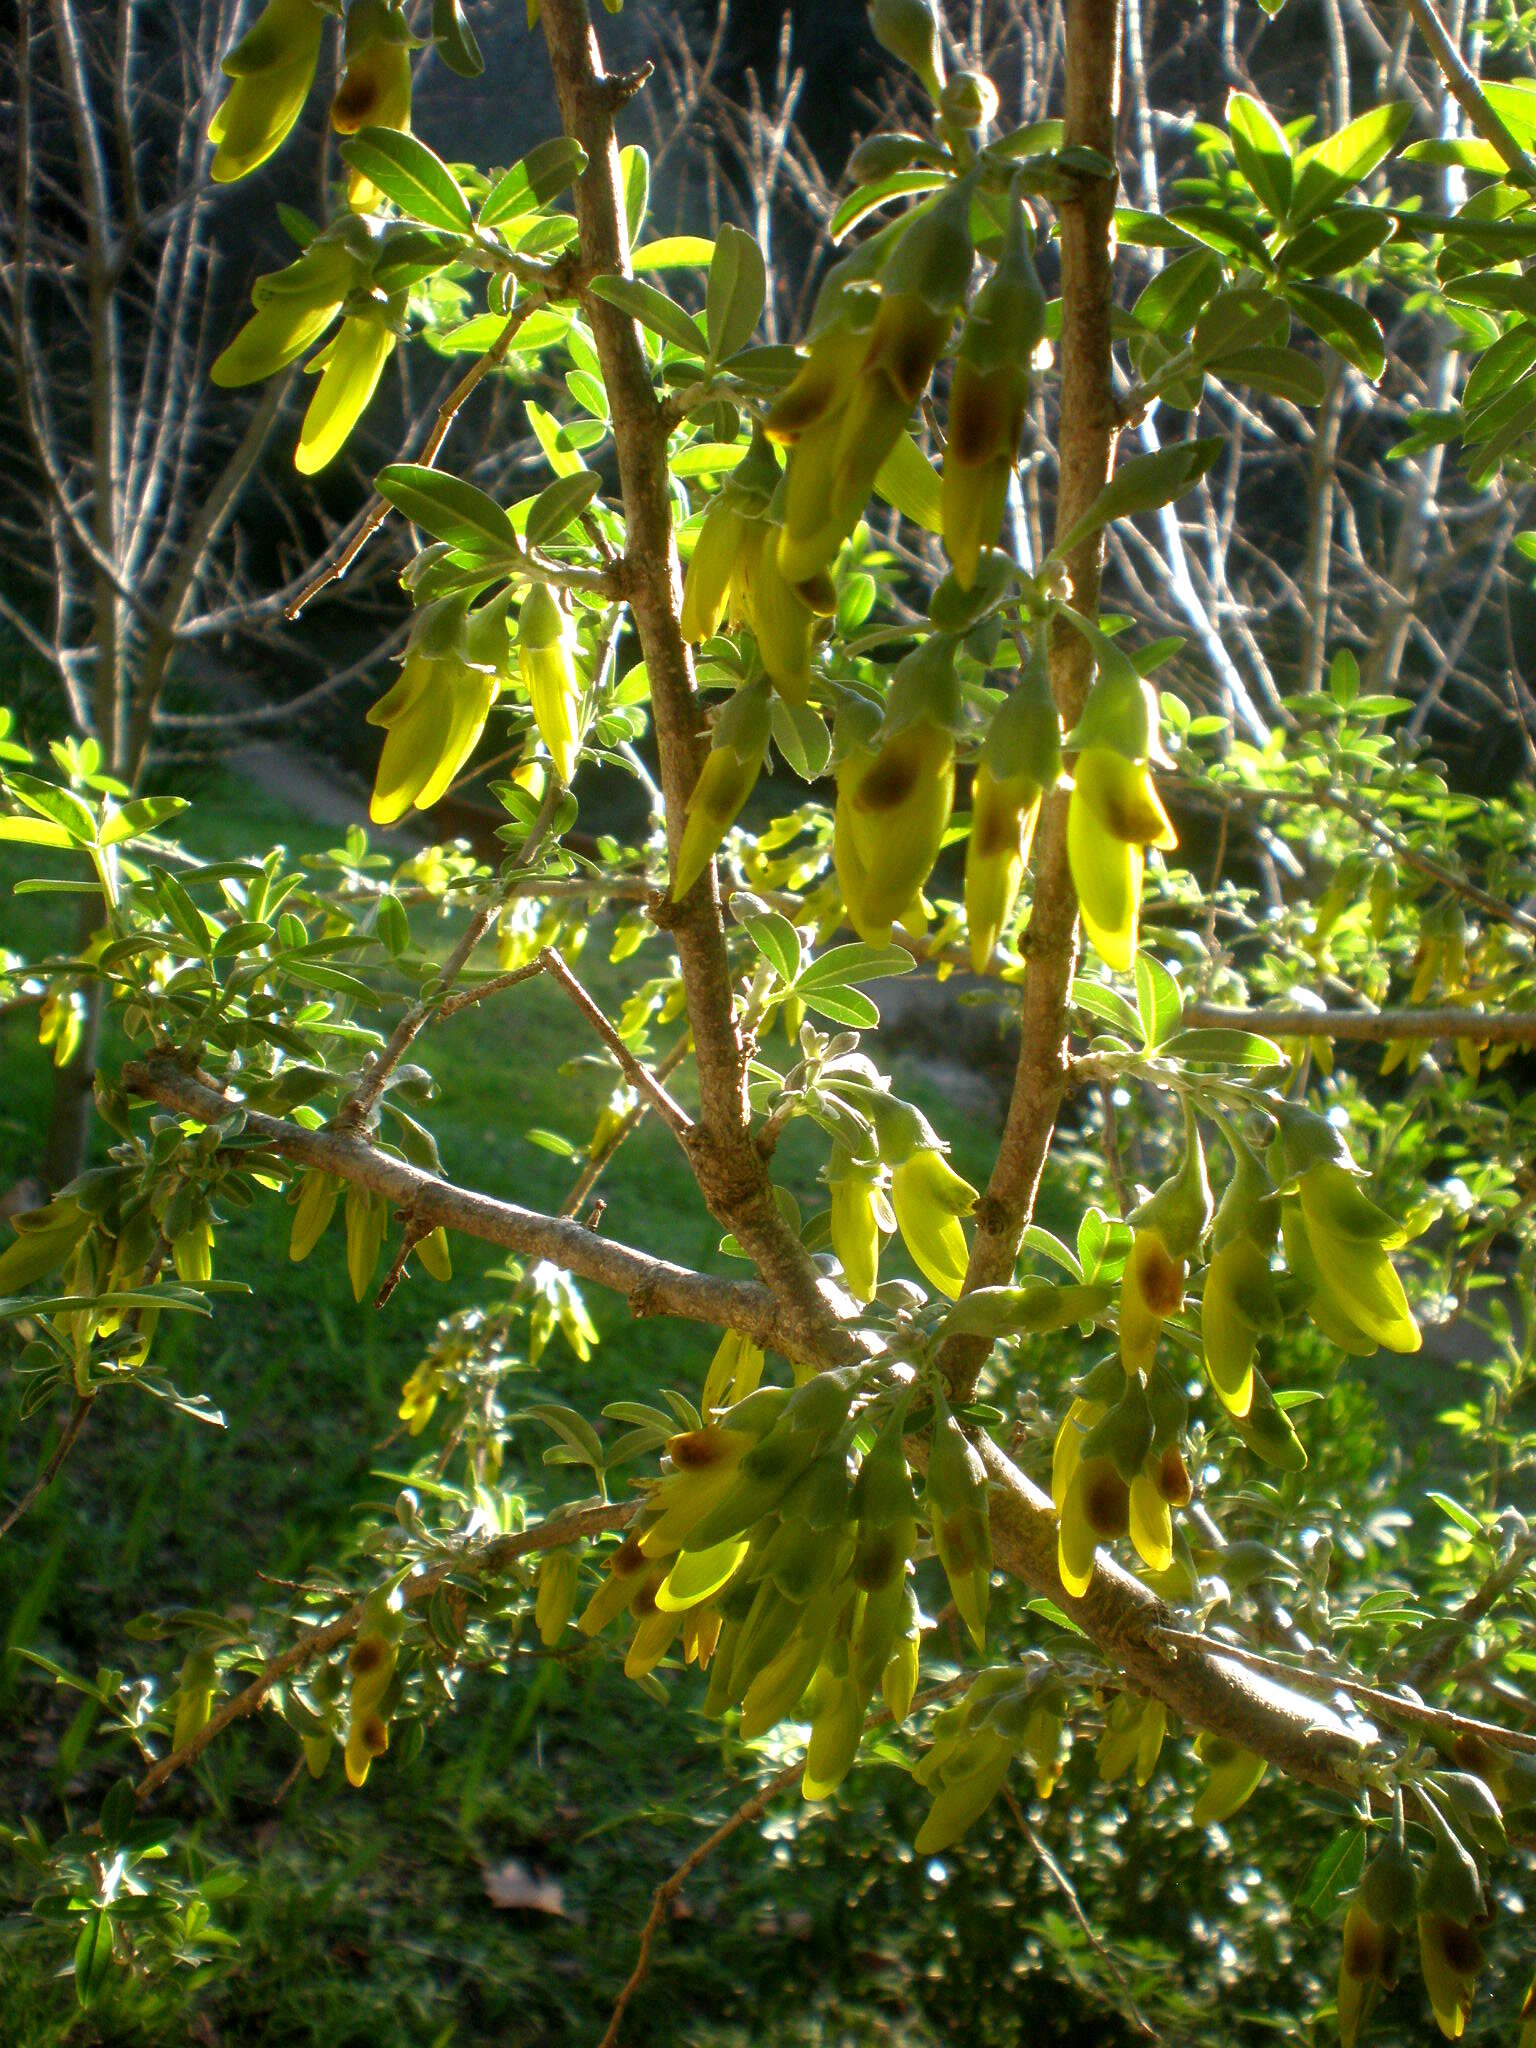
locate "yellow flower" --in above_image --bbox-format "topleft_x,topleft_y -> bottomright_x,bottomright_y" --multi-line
834,721 -> 955,946
208,0 -> 324,184
890,1147 -> 976,1299
827,1150 -> 891,1303
1066,747 -> 1177,972
1118,1225 -> 1186,1374
517,583 -> 583,786
1284,1162 -> 1420,1356
367,652 -> 499,825
295,313 -> 397,475
1418,1912 -> 1482,2040
331,0 -> 412,211
672,744 -> 761,900
1338,1897 -> 1396,2048
964,762 -> 1041,972
1199,1237 -> 1280,1417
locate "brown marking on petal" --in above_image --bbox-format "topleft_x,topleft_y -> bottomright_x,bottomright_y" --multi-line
359,1713 -> 390,1756
1437,1920 -> 1483,1974
975,791 -> 1026,859
1082,1460 -> 1131,1538
349,1634 -> 388,1676
1343,1915 -> 1385,1980
949,371 -> 1007,466
854,748 -> 920,813
1137,1235 -> 1187,1317
1156,1444 -> 1192,1507
669,1427 -> 731,1470
854,1529 -> 901,1590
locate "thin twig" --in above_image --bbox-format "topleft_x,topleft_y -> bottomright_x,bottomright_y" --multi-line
436,958 -> 549,1021
136,1498 -> 631,1800
540,948 -> 695,1139
337,778 -> 566,1132
1401,0 -> 1536,182
1005,1789 -> 1166,2046
0,1394 -> 93,1541
284,296 -> 551,621
595,1761 -> 803,2048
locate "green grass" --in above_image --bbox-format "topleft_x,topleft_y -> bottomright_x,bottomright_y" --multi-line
0,775 -> 1105,2048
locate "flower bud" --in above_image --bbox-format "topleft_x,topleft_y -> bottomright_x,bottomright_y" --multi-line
534,1548 -> 579,1646
517,582 -> 583,786
923,1388 -> 991,1646
867,0 -> 945,100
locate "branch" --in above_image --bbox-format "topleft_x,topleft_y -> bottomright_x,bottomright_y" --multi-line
596,1759 -> 803,2048
1402,0 -> 1536,183
537,0 -> 855,1367
540,946 -> 695,1140
119,1056 -> 806,1357
0,1393 -> 93,1541
940,0 -> 1123,1403
975,1437 -> 1371,1796
282,290 -> 573,623
1179,1004 -> 1536,1046
134,1498 -> 630,1801
1154,1624 -> 1536,1763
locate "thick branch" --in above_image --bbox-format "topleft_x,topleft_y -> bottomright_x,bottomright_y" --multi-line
942,0 -> 1123,1401
120,1056 -> 808,1357
537,0 -> 854,1367
977,1438 -> 1370,1795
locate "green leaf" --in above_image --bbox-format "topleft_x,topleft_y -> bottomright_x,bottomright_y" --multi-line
1227,90 -> 1293,221
338,128 -> 472,232
525,400 -> 588,479
796,942 -> 914,991
480,137 -> 588,225
1052,439 -> 1222,559
1291,102 -> 1411,225
1285,282 -> 1385,380
1426,1490 -> 1484,1539
74,1910 -> 114,2010
830,169 -> 946,243
100,795 -> 191,846
0,815 -> 72,848
588,275 -> 704,357
5,772 -> 97,842
1134,954 -> 1183,1048
632,236 -> 716,272
770,697 -> 832,780
797,983 -> 880,1028
1213,345 -> 1326,406
525,471 -> 603,549
376,463 -> 518,555
745,911 -> 802,986
431,0 -> 483,76
872,431 -> 943,533
621,145 -> 650,244
1161,1028 -> 1286,1068
706,223 -> 767,362
1296,1827 -> 1367,1918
